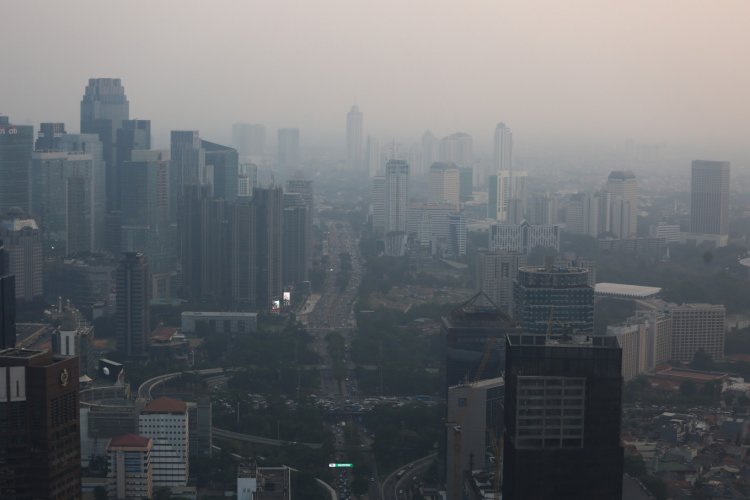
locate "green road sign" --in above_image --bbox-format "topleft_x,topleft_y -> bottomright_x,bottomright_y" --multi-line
328,463 -> 353,468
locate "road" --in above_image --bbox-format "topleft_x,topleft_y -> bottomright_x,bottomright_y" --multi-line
381,454 -> 436,500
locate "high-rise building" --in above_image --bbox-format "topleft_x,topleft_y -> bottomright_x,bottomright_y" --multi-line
230,199 -> 257,305
476,251 -> 527,317
420,131 -> 440,177
254,187 -> 283,311
488,170 -> 527,222
459,167 -> 473,202
115,120 -> 151,211
80,78 -> 130,212
447,213 -> 467,258
513,263 -> 594,335
283,193 -> 309,287
503,334 -> 623,500
346,105 -> 363,171
493,122 -> 512,173
35,122 -> 66,151
489,221 -> 560,254
565,192 -> 600,237
203,140 -> 239,201
277,128 -> 300,169
115,252 -> 149,358
138,397 -> 189,489
30,150 -> 94,255
286,176 -> 313,279
446,377 -> 505,500
58,134 -> 107,251
121,150 -> 171,273
669,303 -> 725,363
439,132 -> 472,167
366,136 -> 382,177
690,160 -> 730,236
232,123 -> 266,161
0,116 -> 34,214
107,434 -> 153,500
528,192 -> 558,226
604,170 -> 638,238
384,160 -> 409,256
1,210 -> 43,301
371,176 -> 385,235
428,162 -> 460,208
0,348 -> 81,499
170,131 -> 206,222
0,241 -> 15,348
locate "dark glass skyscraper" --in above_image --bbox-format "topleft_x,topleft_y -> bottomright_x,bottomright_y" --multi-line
115,252 -> 149,358
690,160 -> 730,236
0,116 -> 34,214
115,119 -> 151,210
254,186 -> 283,311
35,122 -> 66,151
80,78 -> 129,212
203,140 -> 239,201
0,241 -> 15,349
503,334 -> 623,500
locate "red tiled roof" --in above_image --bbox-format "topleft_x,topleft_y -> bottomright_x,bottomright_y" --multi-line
109,434 -> 151,448
142,396 -> 187,414
150,326 -> 179,342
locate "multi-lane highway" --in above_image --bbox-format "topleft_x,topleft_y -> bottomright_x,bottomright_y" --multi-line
382,454 -> 436,500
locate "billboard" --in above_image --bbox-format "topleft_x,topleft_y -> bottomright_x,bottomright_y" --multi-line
283,291 -> 291,306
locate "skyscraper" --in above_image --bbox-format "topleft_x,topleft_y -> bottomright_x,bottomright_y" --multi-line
690,160 -> 730,236
277,128 -> 300,169
346,105 -> 363,171
115,119 -> 151,210
428,162 -> 460,208
476,251 -> 527,316
493,122 -> 512,173
35,122 -> 66,151
80,78 -> 129,211
513,263 -> 594,335
384,159 -> 409,256
283,193 -> 309,287
420,131 -> 440,177
488,170 -> 527,222
0,116 -> 34,214
203,140 -> 239,201
0,348 -> 81,499
286,176 -> 314,281
253,186 -> 283,311
170,131 -> 206,221
115,252 -> 149,358
503,334 -> 623,500
230,199 -> 257,305
604,170 -> 638,238
439,132 -> 472,167
371,176 -> 385,235
366,136 -> 381,177
669,303 -> 725,363
0,241 -> 15,349
232,123 -> 266,161
0,209 -> 43,302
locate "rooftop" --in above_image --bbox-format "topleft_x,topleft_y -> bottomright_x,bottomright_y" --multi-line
595,282 -> 661,298
142,396 -> 187,414
109,434 -> 151,449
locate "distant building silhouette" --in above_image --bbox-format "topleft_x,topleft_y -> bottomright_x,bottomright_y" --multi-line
0,241 -> 15,349
346,105 -> 363,171
493,122 -> 512,173
115,252 -> 149,358
690,160 -> 730,237
384,160 -> 409,256
277,128 -> 300,169
0,116 -> 34,214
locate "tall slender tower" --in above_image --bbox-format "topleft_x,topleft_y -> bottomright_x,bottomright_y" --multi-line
80,78 -> 129,212
115,252 -> 149,358
0,116 -> 34,215
384,160 -> 409,256
604,171 -> 638,238
0,241 -> 15,349
346,105 -> 363,171
493,122 -> 512,173
690,160 -> 730,236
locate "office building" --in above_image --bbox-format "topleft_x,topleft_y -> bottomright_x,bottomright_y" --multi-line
503,334 -> 623,500
30,150 -> 94,255
58,133 -> 107,251
203,140 -> 239,201
115,252 -> 149,358
237,463 -> 292,500
80,78 -> 129,212
115,119 -> 151,212
170,131 -> 206,221
35,122 -> 66,150
366,136 -> 382,177
439,132 -> 472,167
187,398 -> 213,459
513,263 -> 594,335
488,170 -> 527,223
51,306 -> 95,377
446,377 -> 504,500
448,213 -> 467,257
254,187 -> 283,310
493,122 -> 512,173
690,160 -> 730,237
286,176 -> 314,276
277,128 -> 300,168
138,397 -> 189,489
238,163 -> 258,197
428,162 -> 460,208
0,115 -> 34,214
232,123 -> 266,161
283,193 -> 309,286
107,434 -> 153,500
230,198 -> 257,305
408,203 -> 457,247
604,170 -> 638,238
346,104 -> 363,171
418,131 -> 439,177
489,221 -> 560,254
459,167 -> 473,202
384,160 -> 409,256
371,176 -> 386,234
565,192 -> 600,237
476,251 -> 527,316
443,292 -> 519,392
669,303 -> 725,362
1,209 -> 43,301
0,242 -> 15,348
0,348 -> 81,499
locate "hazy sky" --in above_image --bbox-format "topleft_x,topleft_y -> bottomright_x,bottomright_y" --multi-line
2,0 -> 748,163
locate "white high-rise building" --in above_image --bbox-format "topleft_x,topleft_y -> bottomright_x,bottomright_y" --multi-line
384,160 -> 409,256
366,136 -> 382,177
669,303 -> 725,363
565,192 -> 600,237
346,105 -> 363,171
488,170 -> 527,222
138,397 -> 189,489
493,122 -> 512,173
604,171 -> 638,238
489,222 -> 560,254
439,132 -> 473,167
428,162 -> 460,208
371,176 -> 385,234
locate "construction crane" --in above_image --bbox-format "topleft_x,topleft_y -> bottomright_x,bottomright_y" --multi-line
449,337 -> 498,500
